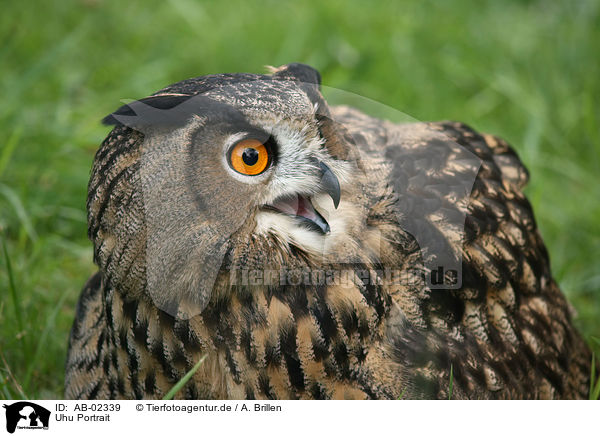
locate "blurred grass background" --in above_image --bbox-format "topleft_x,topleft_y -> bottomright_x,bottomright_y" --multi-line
0,0 -> 599,399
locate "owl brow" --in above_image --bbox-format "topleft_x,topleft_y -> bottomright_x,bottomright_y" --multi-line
102,94 -> 246,129
236,126 -> 274,142
102,94 -> 193,126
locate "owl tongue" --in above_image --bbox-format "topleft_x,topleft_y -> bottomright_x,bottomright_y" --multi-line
296,195 -> 317,220
270,194 -> 330,234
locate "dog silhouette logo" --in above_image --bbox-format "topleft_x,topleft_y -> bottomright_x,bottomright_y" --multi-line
2,402 -> 50,433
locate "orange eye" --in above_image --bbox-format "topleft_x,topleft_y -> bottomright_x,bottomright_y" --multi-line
228,138 -> 271,176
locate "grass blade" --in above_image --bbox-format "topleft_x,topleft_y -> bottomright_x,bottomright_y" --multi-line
22,287 -> 73,392
590,337 -> 600,400
1,235 -> 23,333
0,350 -> 27,399
0,184 -> 38,242
591,353 -> 600,400
162,354 -> 207,400
0,125 -> 22,178
397,387 -> 407,400
591,353 -> 596,400
448,363 -> 454,400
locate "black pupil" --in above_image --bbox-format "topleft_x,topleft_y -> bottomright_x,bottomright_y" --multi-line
242,148 -> 259,166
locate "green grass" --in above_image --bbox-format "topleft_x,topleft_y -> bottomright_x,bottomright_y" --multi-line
162,354 -> 207,400
590,338 -> 600,400
448,364 -> 454,400
1,0 -> 599,399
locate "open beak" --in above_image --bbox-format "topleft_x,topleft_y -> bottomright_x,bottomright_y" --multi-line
264,161 -> 341,234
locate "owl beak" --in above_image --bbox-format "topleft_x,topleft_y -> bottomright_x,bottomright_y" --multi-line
318,161 -> 341,209
261,161 -> 340,235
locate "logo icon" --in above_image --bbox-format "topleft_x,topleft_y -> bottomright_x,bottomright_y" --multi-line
2,402 -> 50,434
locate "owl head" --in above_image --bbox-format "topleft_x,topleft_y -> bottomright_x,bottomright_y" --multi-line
90,63 -> 481,320
91,64 -> 369,318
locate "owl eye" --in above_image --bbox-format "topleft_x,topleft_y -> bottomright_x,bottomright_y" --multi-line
228,138 -> 271,176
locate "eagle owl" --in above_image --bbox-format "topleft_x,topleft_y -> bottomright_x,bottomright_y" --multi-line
65,63 -> 591,399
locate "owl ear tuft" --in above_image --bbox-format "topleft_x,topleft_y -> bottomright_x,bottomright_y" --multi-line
272,63 -> 322,87
102,94 -> 193,126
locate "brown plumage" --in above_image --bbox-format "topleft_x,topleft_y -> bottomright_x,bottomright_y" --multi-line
65,63 -> 591,399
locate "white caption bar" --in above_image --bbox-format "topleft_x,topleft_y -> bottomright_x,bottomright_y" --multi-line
0,400 -> 596,435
